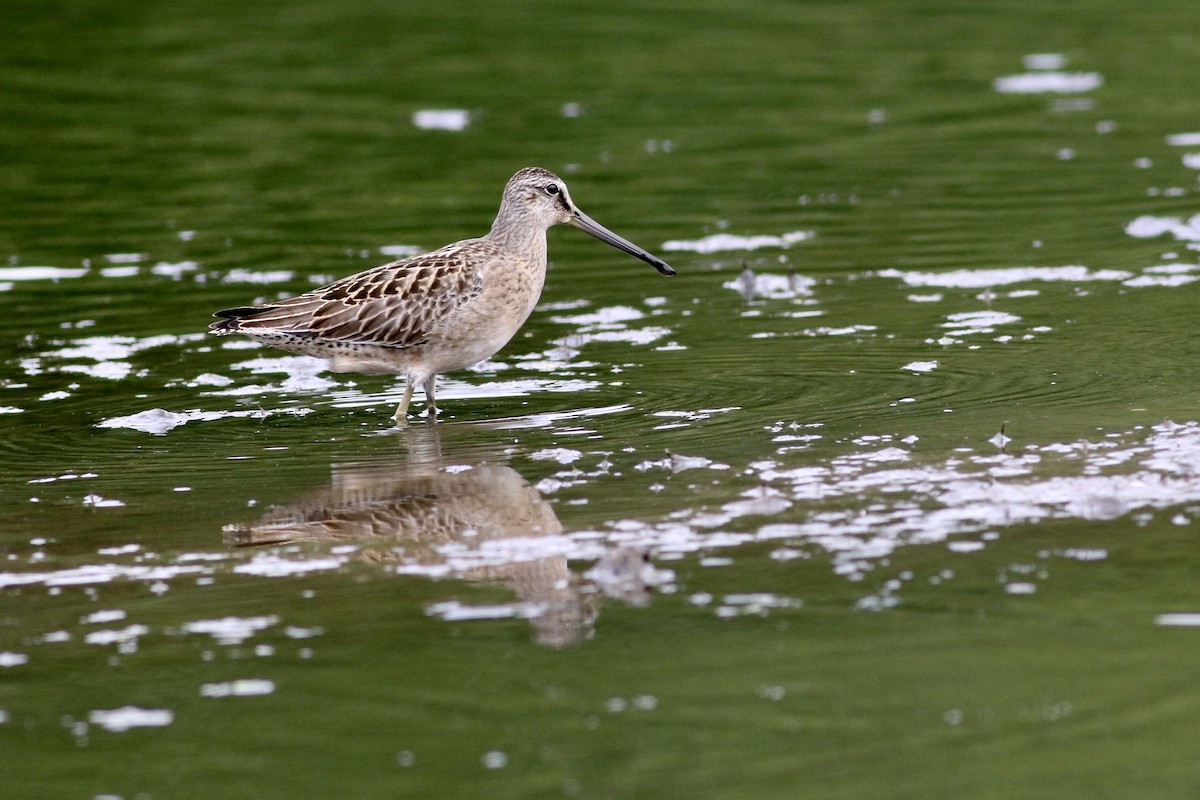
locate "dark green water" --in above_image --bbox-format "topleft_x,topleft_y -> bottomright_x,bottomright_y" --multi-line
4,1 -> 1200,797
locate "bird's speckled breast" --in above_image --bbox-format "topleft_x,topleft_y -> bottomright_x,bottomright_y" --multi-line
426,240 -> 548,371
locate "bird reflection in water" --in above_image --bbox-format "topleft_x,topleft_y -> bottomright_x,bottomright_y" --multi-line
223,427 -> 665,647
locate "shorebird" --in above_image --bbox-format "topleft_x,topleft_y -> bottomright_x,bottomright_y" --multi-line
210,167 -> 675,424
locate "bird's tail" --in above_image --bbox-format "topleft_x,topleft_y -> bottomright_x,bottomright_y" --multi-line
209,306 -> 270,334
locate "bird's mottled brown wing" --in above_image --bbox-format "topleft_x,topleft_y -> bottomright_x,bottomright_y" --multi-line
226,242 -> 491,348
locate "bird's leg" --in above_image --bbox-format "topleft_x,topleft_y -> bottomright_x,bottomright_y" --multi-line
392,379 -> 415,426
423,375 -> 438,419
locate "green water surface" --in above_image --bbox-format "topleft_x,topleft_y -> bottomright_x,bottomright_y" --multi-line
3,1 -> 1200,798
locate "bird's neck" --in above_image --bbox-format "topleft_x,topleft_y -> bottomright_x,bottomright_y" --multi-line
485,204 -> 549,260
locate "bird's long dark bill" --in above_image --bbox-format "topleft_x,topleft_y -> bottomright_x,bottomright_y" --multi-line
570,209 -> 675,276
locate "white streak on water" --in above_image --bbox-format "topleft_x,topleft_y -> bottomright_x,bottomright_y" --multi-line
0,652 -> 29,668
722,271 -> 816,299
993,71 -> 1103,93
97,407 -> 312,434
150,261 -> 199,278
902,360 -> 938,373
232,554 -> 345,577
1125,214 -> 1200,241
82,494 -> 125,509
380,244 -> 422,257
550,305 -> 644,326
200,679 -> 276,698
220,268 -> 295,284
425,600 -> 546,621
182,615 -> 279,645
0,266 -> 88,281
530,448 -> 584,464
0,563 -> 208,589
84,624 -> 148,647
877,266 -> 1132,287
662,231 -> 812,253
942,310 -> 1021,335
412,109 -> 470,131
88,706 -> 173,732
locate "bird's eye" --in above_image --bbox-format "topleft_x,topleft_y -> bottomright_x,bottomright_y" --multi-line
544,183 -> 560,196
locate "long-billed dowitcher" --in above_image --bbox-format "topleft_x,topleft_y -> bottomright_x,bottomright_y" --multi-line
210,167 -> 674,424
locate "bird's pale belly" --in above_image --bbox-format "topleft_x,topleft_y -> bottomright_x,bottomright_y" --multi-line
318,271 -> 540,377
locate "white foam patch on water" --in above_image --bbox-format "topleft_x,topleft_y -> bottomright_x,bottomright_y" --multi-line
714,593 -> 803,618
1125,214 -> 1200,241
233,355 -> 327,375
97,407 -> 312,434
329,377 -> 602,411
635,451 -> 728,473
0,652 -> 29,668
200,355 -> 339,396
0,266 -> 89,281
877,266 -> 1132,287
389,533 -> 592,580
177,372 -> 235,388
100,266 -> 139,278
232,554 -> 346,577
285,625 -> 323,639
1123,271 -> 1199,288
82,609 -> 127,624
512,420 -> 1200,590
97,409 -> 199,433
82,493 -> 125,509
585,327 -> 671,345
200,679 -> 276,697
802,324 -> 876,337
662,231 -> 812,253
993,71 -> 1103,93
221,268 -> 295,284
380,244 -> 422,257
425,600 -> 546,621
723,270 -> 817,299
84,624 -> 149,647
1166,133 -> 1200,147
476,403 -> 632,430
182,615 -> 279,645
903,360 -> 939,373
63,362 -> 134,380
942,310 -> 1021,335
412,109 -> 470,131
88,706 -> 173,732
1155,613 -> 1200,627
150,261 -> 199,278
550,305 -> 644,326
32,333 -> 204,384
0,563 -> 209,589
530,448 -> 584,464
